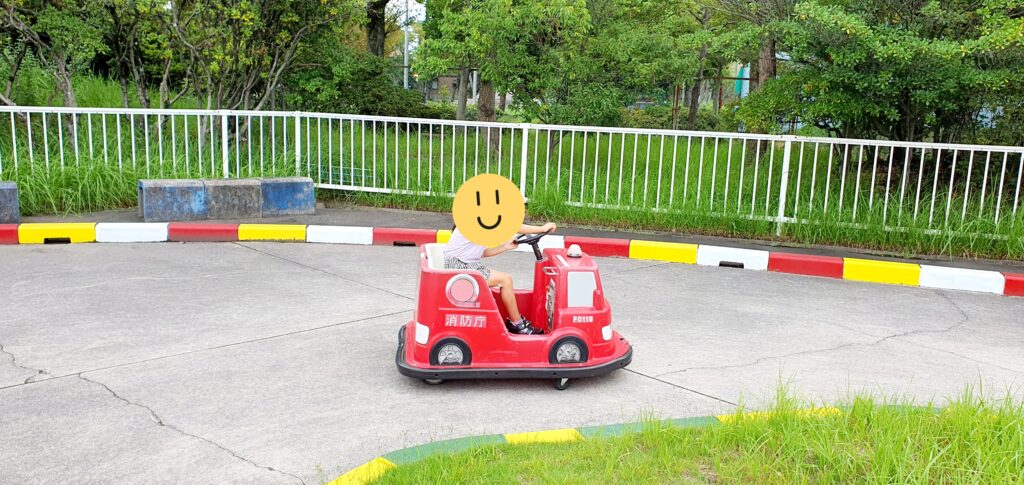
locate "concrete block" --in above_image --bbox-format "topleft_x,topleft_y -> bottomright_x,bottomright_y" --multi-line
138,179 -> 207,222
261,177 -> 315,217
0,181 -> 18,224
95,223 -> 169,243
204,179 -> 261,220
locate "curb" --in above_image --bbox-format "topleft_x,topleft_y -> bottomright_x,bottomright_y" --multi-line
327,407 -> 843,485
0,221 -> 1021,298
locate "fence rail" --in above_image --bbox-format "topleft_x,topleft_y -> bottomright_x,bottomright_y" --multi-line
1,106 -> 1022,239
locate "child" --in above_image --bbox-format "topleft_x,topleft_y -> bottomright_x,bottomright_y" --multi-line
444,222 -> 557,334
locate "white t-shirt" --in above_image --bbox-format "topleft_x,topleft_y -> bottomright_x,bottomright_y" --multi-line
443,228 -> 486,263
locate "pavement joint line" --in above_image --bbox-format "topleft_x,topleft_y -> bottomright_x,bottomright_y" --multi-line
622,368 -> 738,407
2,221 -> 1021,298
78,375 -> 306,485
233,241 -> 415,301
327,406 -> 854,485
0,309 -> 412,393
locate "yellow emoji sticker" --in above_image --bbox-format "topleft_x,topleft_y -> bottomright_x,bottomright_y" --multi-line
452,174 -> 525,248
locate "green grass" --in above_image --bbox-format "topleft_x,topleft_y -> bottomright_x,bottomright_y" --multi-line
372,390 -> 1024,484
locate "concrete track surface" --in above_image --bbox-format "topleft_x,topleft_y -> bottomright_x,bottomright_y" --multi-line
1,242 -> 1021,484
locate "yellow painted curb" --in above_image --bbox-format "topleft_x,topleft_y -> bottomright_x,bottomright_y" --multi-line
18,223 -> 97,244
716,407 -> 842,424
629,239 -> 698,264
327,457 -> 396,485
436,229 -> 451,243
237,224 -> 306,242
504,428 -> 584,444
843,258 -> 921,286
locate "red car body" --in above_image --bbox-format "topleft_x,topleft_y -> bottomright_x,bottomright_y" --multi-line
396,242 -> 632,388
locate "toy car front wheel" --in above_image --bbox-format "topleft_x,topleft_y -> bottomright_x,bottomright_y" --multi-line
429,338 -> 472,366
423,379 -> 444,385
549,337 -> 589,364
554,378 -> 571,390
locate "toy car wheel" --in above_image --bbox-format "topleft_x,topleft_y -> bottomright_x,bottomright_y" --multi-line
429,338 -> 472,366
549,337 -> 589,364
554,378 -> 571,391
423,379 -> 444,385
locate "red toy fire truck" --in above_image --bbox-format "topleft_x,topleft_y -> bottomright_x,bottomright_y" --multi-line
396,231 -> 632,390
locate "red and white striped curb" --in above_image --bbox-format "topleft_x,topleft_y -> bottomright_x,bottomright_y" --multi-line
1,222 -> 1021,298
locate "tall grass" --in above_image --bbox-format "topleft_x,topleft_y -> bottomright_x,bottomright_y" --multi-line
372,389 -> 1024,484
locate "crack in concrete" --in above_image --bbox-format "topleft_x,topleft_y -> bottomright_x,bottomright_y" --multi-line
0,343 -> 49,384
0,309 -> 411,393
624,368 -> 738,407
654,293 -> 979,379
235,242 -> 415,301
600,261 -> 671,277
79,375 -> 305,485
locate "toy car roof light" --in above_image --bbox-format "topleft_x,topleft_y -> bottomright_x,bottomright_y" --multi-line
567,244 -> 583,258
445,274 -> 480,308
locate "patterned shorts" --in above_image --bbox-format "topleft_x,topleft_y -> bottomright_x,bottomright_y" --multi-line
444,257 -> 492,280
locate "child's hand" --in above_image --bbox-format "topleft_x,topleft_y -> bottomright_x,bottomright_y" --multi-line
542,222 -> 557,233
503,239 -> 519,251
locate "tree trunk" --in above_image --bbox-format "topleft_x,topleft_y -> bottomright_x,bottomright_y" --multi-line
479,80 -> 501,151
455,66 -> 469,120
688,8 -> 711,130
713,65 -> 722,113
671,84 -> 681,130
366,0 -> 389,56
479,81 -> 496,122
758,38 -> 776,87
54,50 -> 78,108
118,73 -> 132,108
497,91 -> 506,111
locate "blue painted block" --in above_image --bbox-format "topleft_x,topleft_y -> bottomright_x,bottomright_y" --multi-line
261,177 -> 315,216
138,179 -> 208,222
0,181 -> 18,224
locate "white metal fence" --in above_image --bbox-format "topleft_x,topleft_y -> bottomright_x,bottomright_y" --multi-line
1,106 -> 1022,238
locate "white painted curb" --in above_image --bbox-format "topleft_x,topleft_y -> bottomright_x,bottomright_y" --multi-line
95,223 -> 169,243
696,245 -> 770,271
919,265 -> 1005,294
514,234 -> 566,253
306,225 -> 373,245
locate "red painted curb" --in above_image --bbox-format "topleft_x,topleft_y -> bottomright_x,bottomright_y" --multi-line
0,224 -> 18,244
768,252 -> 844,279
564,236 -> 630,258
373,227 -> 437,247
1003,273 -> 1024,297
168,223 -> 239,242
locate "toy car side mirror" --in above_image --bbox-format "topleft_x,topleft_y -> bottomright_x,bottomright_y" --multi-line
593,289 -> 606,310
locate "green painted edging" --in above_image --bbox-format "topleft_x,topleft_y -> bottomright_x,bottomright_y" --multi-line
331,406 -> 943,484
382,434 -> 506,466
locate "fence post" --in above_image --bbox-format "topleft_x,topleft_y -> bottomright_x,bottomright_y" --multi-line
519,124 -> 530,197
294,113 -> 302,176
775,136 -> 794,236
220,111 -> 229,178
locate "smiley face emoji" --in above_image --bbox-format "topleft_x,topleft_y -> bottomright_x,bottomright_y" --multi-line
452,174 -> 525,248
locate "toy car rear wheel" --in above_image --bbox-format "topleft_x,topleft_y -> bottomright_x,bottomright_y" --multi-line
554,378 -> 571,390
429,338 -> 472,366
423,379 -> 444,385
549,337 -> 588,364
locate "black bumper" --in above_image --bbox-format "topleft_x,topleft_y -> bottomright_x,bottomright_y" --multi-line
395,327 -> 633,380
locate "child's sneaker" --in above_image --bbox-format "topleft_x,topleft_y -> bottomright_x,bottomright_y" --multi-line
506,317 -> 543,335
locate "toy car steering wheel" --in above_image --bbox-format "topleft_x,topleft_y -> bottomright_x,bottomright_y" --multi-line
514,229 -> 552,261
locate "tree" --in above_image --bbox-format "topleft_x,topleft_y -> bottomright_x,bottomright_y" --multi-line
740,0 -> 1024,142
162,0 -> 362,110
1,0 -> 108,108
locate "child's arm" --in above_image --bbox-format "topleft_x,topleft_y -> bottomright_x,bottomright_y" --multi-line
483,239 -> 517,257
482,223 -> 557,257
519,222 -> 557,234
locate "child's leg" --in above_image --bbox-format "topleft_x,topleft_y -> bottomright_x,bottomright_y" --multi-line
486,269 -> 522,322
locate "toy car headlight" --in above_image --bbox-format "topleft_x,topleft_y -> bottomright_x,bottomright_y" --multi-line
446,274 -> 480,308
